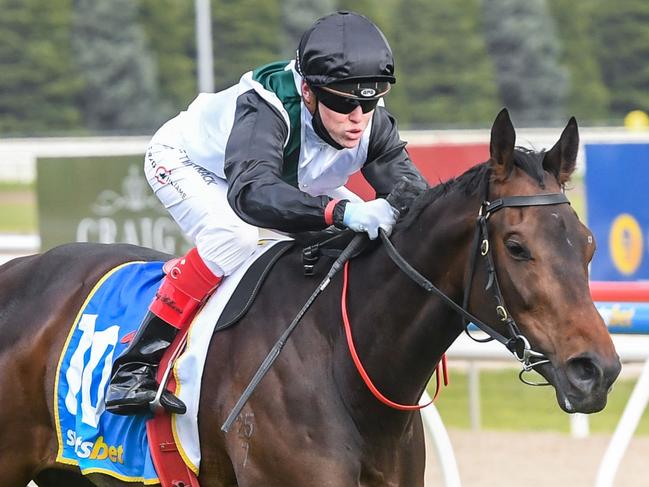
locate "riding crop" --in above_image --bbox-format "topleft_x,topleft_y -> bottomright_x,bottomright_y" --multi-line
221,231 -> 366,432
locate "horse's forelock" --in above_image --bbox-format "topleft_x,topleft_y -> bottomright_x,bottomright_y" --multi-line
512,147 -> 546,188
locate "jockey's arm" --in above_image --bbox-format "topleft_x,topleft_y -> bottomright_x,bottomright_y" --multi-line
361,107 -> 429,198
224,91 -> 334,233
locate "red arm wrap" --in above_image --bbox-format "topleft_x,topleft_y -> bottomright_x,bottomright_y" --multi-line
324,199 -> 340,226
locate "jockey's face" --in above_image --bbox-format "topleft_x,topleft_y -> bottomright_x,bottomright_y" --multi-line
317,102 -> 373,148
302,81 -> 373,149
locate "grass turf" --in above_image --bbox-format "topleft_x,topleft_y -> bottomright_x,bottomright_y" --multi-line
0,182 -> 37,233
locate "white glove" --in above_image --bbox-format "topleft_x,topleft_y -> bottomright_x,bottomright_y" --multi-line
342,199 -> 399,239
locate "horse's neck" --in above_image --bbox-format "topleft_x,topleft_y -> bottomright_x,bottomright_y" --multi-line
335,190 -> 476,431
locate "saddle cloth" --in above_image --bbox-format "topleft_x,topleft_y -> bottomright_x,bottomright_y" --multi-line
55,238 -> 291,483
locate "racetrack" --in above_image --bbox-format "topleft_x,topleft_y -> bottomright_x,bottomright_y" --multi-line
426,429 -> 649,487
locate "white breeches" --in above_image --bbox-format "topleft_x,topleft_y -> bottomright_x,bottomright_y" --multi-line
144,144 -> 361,276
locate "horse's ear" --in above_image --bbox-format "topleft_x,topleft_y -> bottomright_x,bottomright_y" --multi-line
489,108 -> 516,178
543,117 -> 579,185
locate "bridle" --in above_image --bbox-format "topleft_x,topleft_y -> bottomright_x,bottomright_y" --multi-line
381,190 -> 571,386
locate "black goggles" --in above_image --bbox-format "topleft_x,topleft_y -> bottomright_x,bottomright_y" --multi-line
312,86 -> 381,114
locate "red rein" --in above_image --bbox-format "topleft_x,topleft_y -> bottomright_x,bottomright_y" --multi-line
341,261 -> 448,410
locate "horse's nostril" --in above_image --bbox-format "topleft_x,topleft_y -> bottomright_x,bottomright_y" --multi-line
571,358 -> 597,380
566,356 -> 603,393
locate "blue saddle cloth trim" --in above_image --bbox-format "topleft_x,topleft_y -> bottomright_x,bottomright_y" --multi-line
56,261 -> 164,483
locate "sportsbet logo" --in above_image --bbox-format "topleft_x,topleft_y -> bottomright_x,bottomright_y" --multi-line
609,213 -> 644,276
66,430 -> 124,464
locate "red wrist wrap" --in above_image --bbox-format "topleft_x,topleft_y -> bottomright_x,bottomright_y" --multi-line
324,199 -> 340,226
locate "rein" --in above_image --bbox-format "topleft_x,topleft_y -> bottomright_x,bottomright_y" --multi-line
341,261 -> 448,410
381,192 -> 570,387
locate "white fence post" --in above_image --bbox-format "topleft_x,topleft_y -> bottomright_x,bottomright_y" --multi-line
596,357 -> 649,487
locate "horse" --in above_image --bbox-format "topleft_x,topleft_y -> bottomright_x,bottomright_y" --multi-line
2,108 -> 620,487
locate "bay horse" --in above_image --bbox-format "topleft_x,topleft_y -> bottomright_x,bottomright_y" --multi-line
2,109 -> 620,487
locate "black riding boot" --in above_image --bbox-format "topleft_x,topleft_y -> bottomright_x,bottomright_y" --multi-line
105,312 -> 187,415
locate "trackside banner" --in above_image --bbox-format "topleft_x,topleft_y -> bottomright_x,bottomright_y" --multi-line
37,156 -> 191,253
585,143 -> 649,281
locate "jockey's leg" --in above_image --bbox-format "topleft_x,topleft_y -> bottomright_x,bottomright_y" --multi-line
106,144 -> 258,416
106,247 -> 222,415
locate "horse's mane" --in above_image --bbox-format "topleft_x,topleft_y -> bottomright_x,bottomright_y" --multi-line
401,147 -> 547,228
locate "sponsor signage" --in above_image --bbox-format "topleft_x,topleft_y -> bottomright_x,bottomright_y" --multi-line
37,156 -> 191,254
585,143 -> 649,280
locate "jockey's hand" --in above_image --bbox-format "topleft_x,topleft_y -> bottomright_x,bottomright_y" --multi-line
342,199 -> 399,239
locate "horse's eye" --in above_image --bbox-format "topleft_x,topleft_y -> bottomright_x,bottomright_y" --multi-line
505,240 -> 532,260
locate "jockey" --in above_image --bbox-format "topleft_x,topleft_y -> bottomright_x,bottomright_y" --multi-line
106,10 -> 428,415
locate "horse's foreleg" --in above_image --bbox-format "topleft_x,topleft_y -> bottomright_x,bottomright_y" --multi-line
234,469 -> 359,487
395,413 -> 426,487
226,446 -> 359,487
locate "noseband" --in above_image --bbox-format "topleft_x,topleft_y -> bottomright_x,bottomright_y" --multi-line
381,191 -> 571,386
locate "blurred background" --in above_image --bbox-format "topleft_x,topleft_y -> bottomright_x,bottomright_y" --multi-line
3,1 -> 649,486
0,0 -> 647,135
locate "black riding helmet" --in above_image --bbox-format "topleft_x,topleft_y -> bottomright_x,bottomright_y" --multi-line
296,11 -> 395,113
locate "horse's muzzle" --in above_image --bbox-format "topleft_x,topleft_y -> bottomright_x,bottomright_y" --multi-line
557,352 -> 621,413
